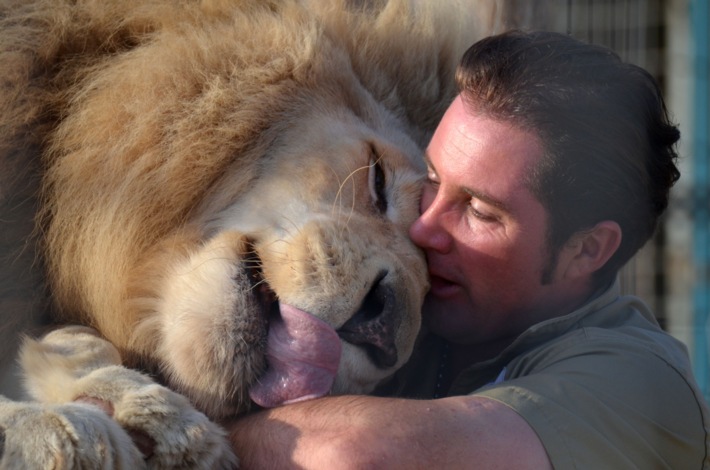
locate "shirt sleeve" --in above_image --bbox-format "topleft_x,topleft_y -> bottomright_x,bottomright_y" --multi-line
473,330 -> 709,469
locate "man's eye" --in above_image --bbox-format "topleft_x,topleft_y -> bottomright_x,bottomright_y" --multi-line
425,168 -> 440,189
426,167 -> 437,183
468,205 -> 496,222
369,155 -> 387,214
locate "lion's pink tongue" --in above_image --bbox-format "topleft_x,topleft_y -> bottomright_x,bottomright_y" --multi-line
249,304 -> 342,408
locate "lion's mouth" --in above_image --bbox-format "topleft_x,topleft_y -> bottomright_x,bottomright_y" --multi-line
244,241 -> 278,317
243,242 -> 399,408
244,241 -> 341,408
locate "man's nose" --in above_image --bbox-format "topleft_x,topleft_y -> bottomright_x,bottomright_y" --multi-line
408,190 -> 452,253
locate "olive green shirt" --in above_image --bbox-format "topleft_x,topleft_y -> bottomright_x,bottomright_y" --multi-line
381,281 -> 710,469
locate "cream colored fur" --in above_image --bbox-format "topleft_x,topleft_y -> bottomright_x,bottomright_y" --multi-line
2,327 -> 235,468
0,0 -> 493,466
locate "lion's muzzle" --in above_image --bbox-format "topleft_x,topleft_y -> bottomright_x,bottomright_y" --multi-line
247,271 -> 402,408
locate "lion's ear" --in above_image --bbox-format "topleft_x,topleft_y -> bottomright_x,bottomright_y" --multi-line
554,221 -> 622,281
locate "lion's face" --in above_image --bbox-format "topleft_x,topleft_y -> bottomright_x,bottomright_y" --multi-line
23,0 -> 476,421
151,100 -> 428,417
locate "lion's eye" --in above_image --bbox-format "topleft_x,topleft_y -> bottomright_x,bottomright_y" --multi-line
368,155 -> 388,214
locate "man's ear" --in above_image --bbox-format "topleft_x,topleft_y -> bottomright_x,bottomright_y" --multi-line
556,221 -> 622,280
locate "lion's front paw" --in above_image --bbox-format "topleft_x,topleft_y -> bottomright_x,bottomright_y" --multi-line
0,396 -> 145,469
18,327 -> 238,469
107,381 -> 238,469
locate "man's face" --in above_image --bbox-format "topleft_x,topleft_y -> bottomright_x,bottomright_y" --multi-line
409,95 -> 565,346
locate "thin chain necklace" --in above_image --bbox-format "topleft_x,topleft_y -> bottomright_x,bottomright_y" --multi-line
433,341 -> 450,398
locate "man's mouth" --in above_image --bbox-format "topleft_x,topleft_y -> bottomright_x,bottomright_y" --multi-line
427,272 -> 460,297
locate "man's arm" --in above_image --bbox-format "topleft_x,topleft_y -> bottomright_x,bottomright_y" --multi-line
228,394 -> 552,469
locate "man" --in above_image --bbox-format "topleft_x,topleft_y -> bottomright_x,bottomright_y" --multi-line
229,31 -> 710,468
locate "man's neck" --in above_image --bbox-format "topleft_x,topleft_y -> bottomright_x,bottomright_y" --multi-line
433,337 -> 515,396
448,336 -> 516,376
445,282 -> 609,379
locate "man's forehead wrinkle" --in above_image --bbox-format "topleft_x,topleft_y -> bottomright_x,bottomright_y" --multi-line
451,120 -> 484,157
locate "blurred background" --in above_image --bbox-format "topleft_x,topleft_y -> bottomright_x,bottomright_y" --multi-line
494,0 -> 709,400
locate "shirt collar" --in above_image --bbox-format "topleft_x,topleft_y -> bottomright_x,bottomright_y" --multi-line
469,279 -> 621,372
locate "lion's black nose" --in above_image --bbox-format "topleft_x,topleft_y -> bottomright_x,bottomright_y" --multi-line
337,271 -> 398,368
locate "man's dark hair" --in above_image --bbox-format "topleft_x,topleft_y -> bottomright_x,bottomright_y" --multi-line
455,30 -> 680,287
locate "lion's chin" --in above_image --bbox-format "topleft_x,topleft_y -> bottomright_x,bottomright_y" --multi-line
248,303 -> 342,408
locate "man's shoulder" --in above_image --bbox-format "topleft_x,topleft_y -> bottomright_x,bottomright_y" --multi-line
478,310 -> 710,470
505,302 -> 697,396
539,293 -> 691,371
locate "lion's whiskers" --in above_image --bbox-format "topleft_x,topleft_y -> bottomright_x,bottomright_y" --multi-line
334,164 -> 367,224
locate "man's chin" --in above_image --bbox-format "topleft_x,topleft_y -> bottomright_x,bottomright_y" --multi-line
424,287 -> 505,342
422,301 -> 471,340
423,292 -> 470,316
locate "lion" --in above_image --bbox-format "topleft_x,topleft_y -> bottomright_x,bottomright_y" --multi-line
0,0 -> 492,466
